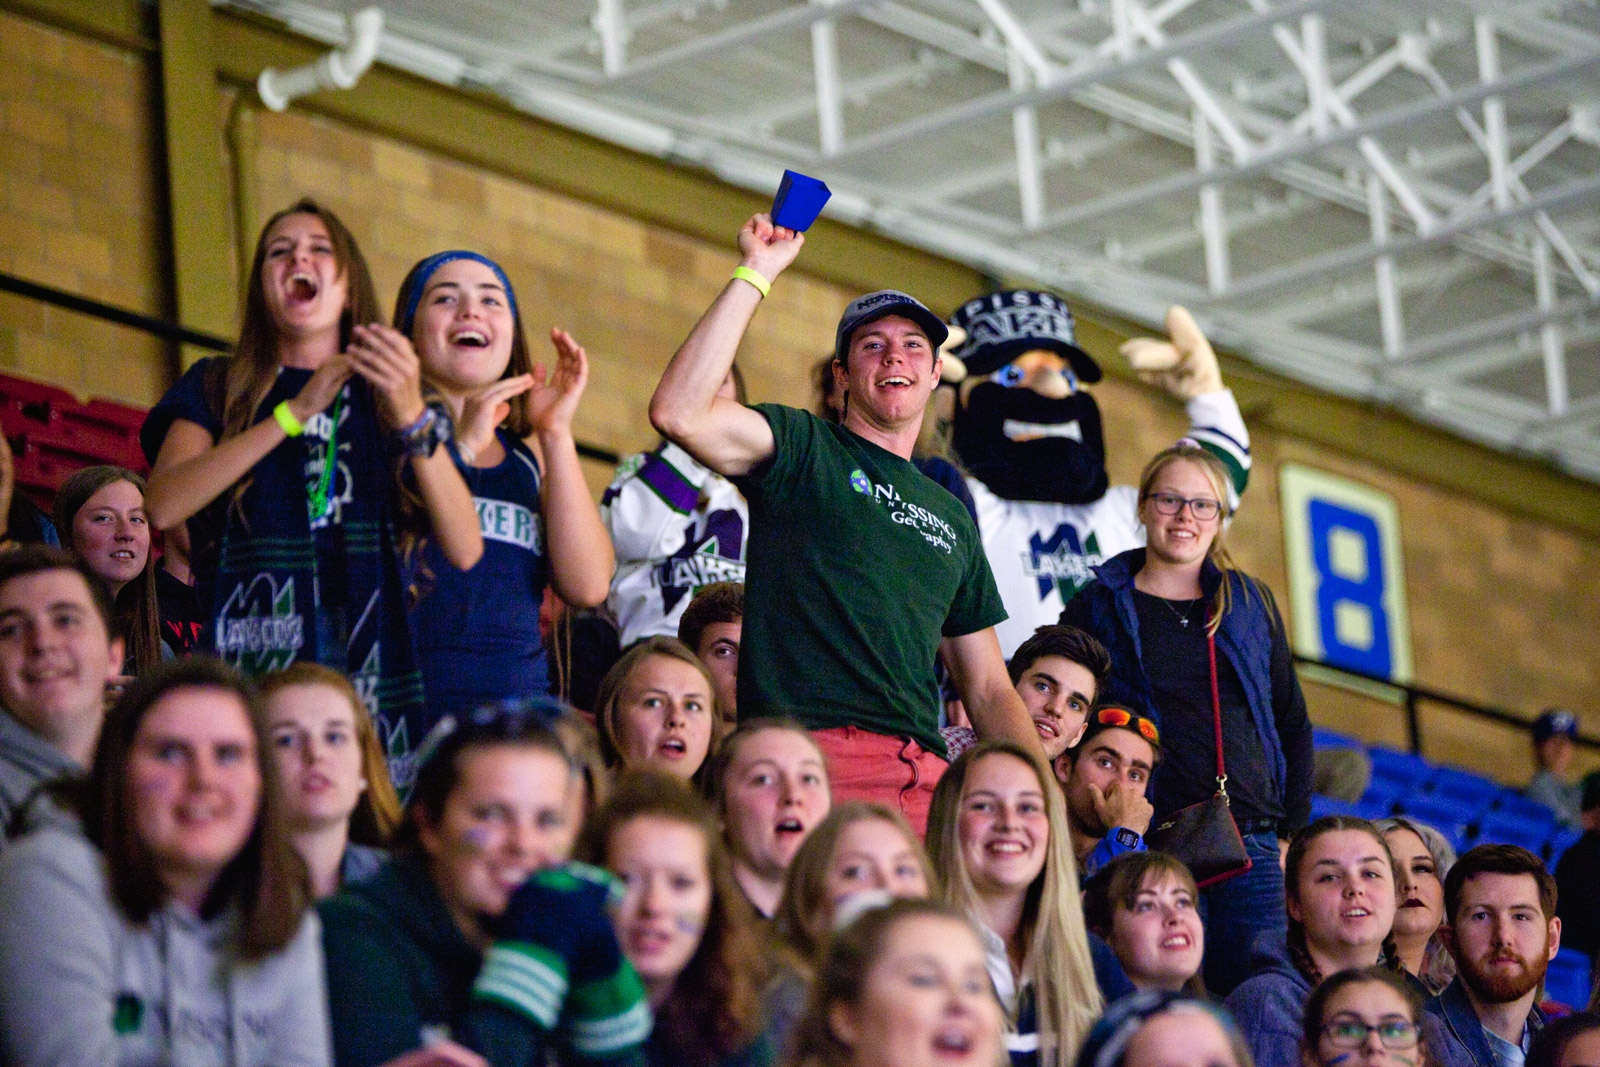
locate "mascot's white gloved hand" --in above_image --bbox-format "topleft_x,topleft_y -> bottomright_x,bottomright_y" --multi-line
1121,305 -> 1224,400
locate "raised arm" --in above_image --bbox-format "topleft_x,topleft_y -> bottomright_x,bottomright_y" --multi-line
942,627 -> 1047,762
648,214 -> 802,477
527,329 -> 614,607
145,358 -> 351,530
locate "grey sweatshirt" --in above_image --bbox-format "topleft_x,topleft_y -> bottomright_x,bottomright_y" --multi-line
0,710 -> 78,845
0,826 -> 331,1067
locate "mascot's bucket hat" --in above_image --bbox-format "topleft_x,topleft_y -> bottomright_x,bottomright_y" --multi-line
950,289 -> 1102,383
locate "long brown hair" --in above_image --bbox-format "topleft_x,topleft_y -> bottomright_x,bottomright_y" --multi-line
579,771 -> 767,1065
52,465 -> 162,674
1082,851 -> 1207,996
771,801 -> 936,969
1285,816 -> 1402,985
223,199 -> 381,443
255,662 -> 403,846
926,740 -> 1102,1067
1136,443 -> 1260,637
593,636 -> 718,786
77,657 -> 311,959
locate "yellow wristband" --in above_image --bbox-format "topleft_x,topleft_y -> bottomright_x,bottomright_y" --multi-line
273,400 -> 305,437
732,265 -> 771,298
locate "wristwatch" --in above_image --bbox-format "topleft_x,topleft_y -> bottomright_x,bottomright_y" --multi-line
397,404 -> 452,459
1112,827 -> 1144,850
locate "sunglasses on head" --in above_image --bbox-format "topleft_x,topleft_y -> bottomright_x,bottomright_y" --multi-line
1094,706 -> 1160,746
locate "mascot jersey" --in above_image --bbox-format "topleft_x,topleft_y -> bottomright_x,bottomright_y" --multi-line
974,388 -> 1250,657
602,440 -> 748,646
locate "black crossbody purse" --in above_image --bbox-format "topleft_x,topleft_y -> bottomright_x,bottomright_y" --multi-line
1146,622 -> 1254,889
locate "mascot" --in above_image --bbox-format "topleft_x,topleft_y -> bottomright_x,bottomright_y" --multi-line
946,293 -> 1251,657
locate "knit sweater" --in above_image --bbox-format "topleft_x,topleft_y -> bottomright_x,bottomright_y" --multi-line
0,825 -> 330,1067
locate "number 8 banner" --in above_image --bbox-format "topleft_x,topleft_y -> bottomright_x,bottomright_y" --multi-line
1279,464 -> 1413,684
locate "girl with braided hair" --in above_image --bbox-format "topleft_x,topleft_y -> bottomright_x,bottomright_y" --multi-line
1225,817 -> 1401,1067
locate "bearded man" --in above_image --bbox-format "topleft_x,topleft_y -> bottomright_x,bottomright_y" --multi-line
1423,844 -> 1561,1067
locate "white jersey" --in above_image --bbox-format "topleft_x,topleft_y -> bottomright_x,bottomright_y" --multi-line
602,441 -> 749,647
972,390 -> 1252,658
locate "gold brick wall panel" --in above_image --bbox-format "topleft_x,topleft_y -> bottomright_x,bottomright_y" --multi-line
0,11 -> 169,405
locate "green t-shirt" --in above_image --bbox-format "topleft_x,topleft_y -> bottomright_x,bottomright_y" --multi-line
734,405 -> 1006,756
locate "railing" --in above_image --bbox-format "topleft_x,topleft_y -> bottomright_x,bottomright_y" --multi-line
0,270 -> 624,465
1293,653 -> 1599,756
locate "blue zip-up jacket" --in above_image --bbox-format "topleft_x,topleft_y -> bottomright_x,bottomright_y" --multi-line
1422,978 -> 1547,1067
1059,549 -> 1313,837
1223,951 -> 1312,1067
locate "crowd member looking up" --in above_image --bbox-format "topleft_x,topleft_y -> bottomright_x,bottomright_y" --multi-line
578,771 -> 773,1067
604,365 -> 749,649
320,700 -> 592,1067
141,199 -> 482,792
1082,852 -> 1204,995
943,624 -> 1109,763
679,581 -> 744,739
648,212 -> 1042,832
1553,773 -> 1600,961
1376,816 -> 1458,996
1300,967 -> 1428,1067
259,663 -> 402,898
0,547 -> 122,845
1062,442 -> 1313,995
595,636 -> 716,785
926,740 -> 1102,1067
1056,707 -> 1161,879
53,465 -> 166,674
783,898 -> 1006,1067
398,251 -> 612,723
1422,844 -> 1561,1067
1074,992 -> 1254,1067
1227,817 -> 1400,1067
1527,1013 -> 1600,1067
0,657 -> 327,1067
710,717 -> 832,920
1525,710 -> 1584,829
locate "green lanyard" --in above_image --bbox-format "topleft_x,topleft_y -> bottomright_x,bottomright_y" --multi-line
307,389 -> 346,522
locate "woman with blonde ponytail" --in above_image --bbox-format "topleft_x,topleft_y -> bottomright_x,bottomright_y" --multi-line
1061,442 -> 1313,998
926,739 -> 1102,1067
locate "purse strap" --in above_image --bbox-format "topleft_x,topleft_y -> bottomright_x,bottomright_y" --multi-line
1207,621 -> 1230,804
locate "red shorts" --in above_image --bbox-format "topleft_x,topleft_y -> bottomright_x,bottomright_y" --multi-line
810,725 -> 948,837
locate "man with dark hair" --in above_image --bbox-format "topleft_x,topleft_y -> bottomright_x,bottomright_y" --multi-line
1554,772 -> 1600,960
1054,706 -> 1161,878
677,581 -> 743,735
943,623 -> 1109,762
1526,709 -> 1584,828
649,213 -> 1041,832
0,546 -> 123,844
1424,844 -> 1561,1067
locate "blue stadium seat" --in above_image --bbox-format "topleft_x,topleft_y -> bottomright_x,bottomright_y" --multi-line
1311,795 -> 1358,821
1313,727 -> 1363,749
1368,746 -> 1432,780
1475,811 -> 1552,855
1544,826 -> 1583,866
1543,947 -> 1593,1009
1355,795 -> 1400,822
1495,791 -> 1560,826
1429,767 -> 1501,810
1394,795 -> 1471,855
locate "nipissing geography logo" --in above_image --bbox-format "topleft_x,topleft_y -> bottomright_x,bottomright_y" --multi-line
849,469 -> 871,495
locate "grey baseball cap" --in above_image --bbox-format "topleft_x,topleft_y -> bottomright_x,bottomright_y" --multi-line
834,290 -> 950,364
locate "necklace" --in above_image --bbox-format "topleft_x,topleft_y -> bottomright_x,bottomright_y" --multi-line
1158,595 -> 1201,628
307,388 -> 346,522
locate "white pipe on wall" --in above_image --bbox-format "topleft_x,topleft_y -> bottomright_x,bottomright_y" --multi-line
257,7 -> 385,112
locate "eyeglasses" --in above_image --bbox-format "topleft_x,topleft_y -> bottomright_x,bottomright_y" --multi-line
1095,707 -> 1160,747
1144,491 -> 1224,521
1321,1019 -> 1420,1050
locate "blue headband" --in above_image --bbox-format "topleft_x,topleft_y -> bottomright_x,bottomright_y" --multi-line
396,250 -> 519,335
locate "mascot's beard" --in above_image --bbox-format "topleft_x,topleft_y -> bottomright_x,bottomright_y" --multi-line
953,382 -> 1110,504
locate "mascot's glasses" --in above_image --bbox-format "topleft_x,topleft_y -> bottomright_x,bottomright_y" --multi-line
1145,491 -> 1223,521
1094,707 -> 1160,746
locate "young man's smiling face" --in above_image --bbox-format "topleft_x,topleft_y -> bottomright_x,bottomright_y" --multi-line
835,315 -> 942,430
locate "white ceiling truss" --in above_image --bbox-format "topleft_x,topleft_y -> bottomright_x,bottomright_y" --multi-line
222,0 -> 1600,482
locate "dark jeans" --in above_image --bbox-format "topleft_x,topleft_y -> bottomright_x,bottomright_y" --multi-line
1199,831 -> 1286,997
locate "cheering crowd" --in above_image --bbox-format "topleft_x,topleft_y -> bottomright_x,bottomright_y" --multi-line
0,198 -> 1592,1067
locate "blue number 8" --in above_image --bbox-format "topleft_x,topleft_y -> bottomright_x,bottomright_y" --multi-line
1307,500 -> 1392,678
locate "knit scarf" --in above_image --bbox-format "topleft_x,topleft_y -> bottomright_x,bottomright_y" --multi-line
202,368 -> 426,789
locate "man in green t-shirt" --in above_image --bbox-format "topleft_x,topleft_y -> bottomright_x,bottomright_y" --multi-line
650,213 -> 1044,831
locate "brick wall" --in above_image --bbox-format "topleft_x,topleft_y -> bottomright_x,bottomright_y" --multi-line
0,11 -> 171,406
1,10 -> 1595,781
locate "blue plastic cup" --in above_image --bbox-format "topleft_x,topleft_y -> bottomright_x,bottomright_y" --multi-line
772,170 -> 832,231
